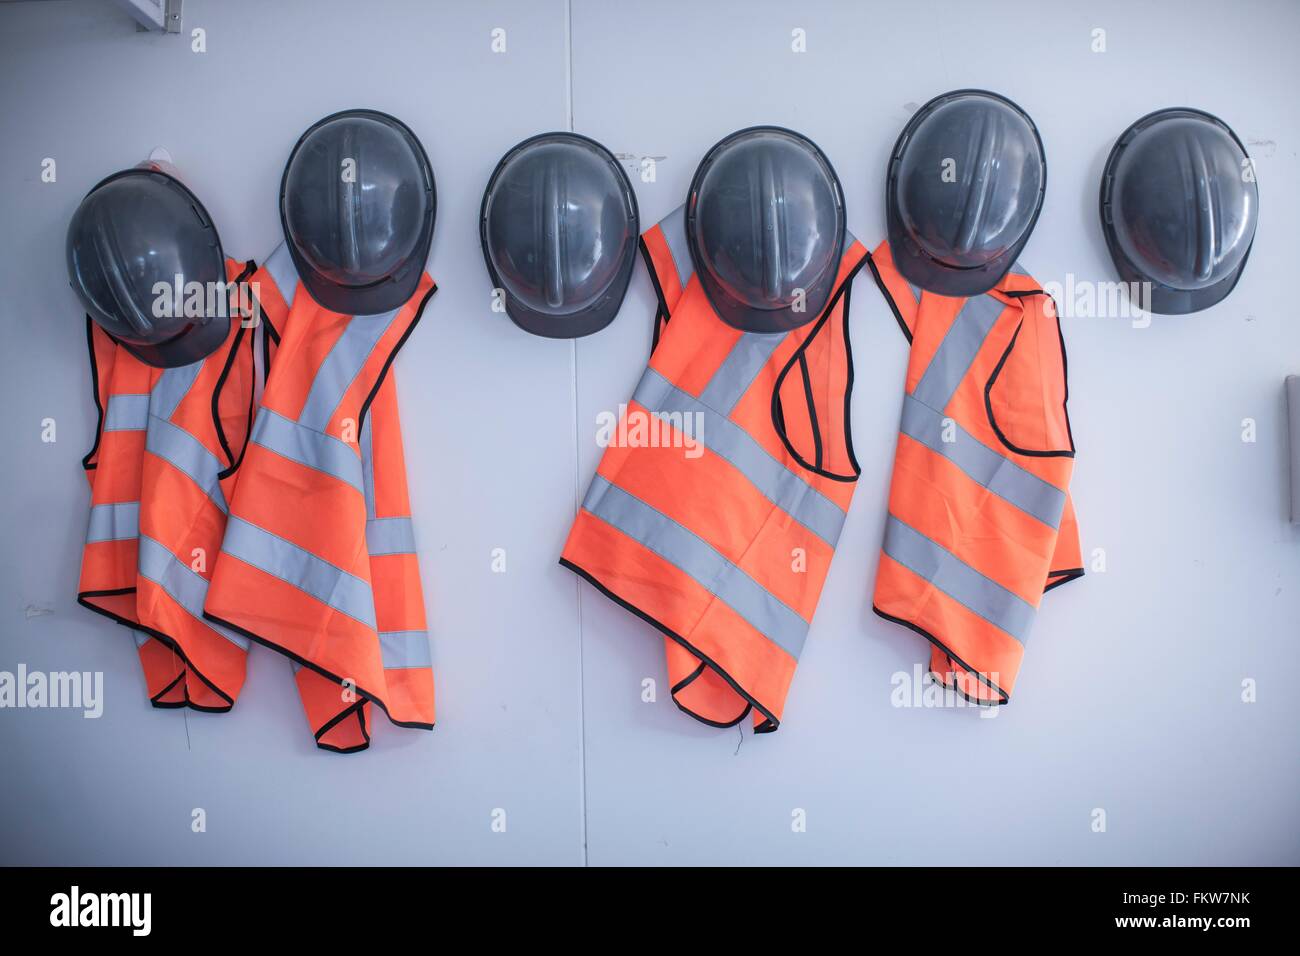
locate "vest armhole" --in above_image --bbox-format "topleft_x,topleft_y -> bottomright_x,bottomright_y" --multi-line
214,260 -> 259,479
770,254 -> 867,483
81,315 -> 106,472
214,321 -> 255,480
983,293 -> 1076,459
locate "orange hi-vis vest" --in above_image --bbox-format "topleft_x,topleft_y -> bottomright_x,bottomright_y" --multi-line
78,259 -> 257,711
865,241 -> 1083,703
561,205 -> 868,732
202,242 -> 436,753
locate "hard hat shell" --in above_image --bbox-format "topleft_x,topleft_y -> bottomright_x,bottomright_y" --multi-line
686,126 -> 846,334
280,109 -> 436,316
67,164 -> 228,368
480,132 -> 639,339
887,89 -> 1046,297
1100,107 -> 1257,315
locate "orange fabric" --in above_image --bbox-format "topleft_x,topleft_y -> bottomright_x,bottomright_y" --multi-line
868,240 -> 1081,704
78,259 -> 257,711
203,247 -> 435,752
562,211 -> 867,732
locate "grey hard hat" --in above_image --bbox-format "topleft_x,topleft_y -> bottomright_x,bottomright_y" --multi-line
67,165 -> 228,368
687,126 -> 845,334
281,109 -> 436,316
480,132 -> 639,338
887,90 -> 1046,297
1100,108 -> 1257,315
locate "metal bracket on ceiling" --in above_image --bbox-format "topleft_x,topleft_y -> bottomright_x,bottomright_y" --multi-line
111,0 -> 183,34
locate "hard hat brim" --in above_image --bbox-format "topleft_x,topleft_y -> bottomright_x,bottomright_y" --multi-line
498,251 -> 635,339
118,313 -> 230,369
887,212 -> 1032,298
294,263 -> 426,318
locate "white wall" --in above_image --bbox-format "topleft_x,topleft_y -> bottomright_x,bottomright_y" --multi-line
0,0 -> 1296,866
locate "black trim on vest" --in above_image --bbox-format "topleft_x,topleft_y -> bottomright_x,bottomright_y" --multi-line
1049,292 -> 1078,454
560,557 -> 780,734
771,251 -> 867,483
150,672 -> 187,708
356,282 -> 437,436
202,610 -> 434,737
796,352 -> 824,471
638,235 -> 672,355
871,605 -> 1010,706
212,322 -> 250,477
313,698 -> 372,754
983,316 -> 1077,459
864,250 -> 913,344
214,261 -> 259,478
76,589 -> 237,713
838,279 -> 862,478
245,262 -> 281,378
82,316 -> 106,472
671,662 -> 753,728
1044,567 -> 1085,593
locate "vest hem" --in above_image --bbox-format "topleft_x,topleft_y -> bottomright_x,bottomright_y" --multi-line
871,604 -> 1011,705
78,590 -> 240,711
670,663 -> 752,728
201,610 -> 435,738
560,556 -> 782,733
313,699 -> 372,754
1043,567 -> 1085,593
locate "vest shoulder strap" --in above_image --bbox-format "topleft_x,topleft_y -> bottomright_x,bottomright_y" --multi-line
640,205 -> 695,349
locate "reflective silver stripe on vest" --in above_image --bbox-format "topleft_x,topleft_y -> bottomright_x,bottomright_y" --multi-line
378,630 -> 431,669
137,534 -> 250,650
912,293 -> 1006,412
882,515 -> 1036,644
658,204 -> 694,291
152,362 -> 203,422
632,369 -> 846,547
264,242 -> 299,309
250,408 -> 364,494
297,309 -> 400,433
899,395 -> 1066,529
104,394 -> 149,432
367,517 -> 416,556
698,332 -> 783,415
145,416 -> 228,513
86,501 -> 139,543
220,516 -> 377,629
583,475 -> 809,658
